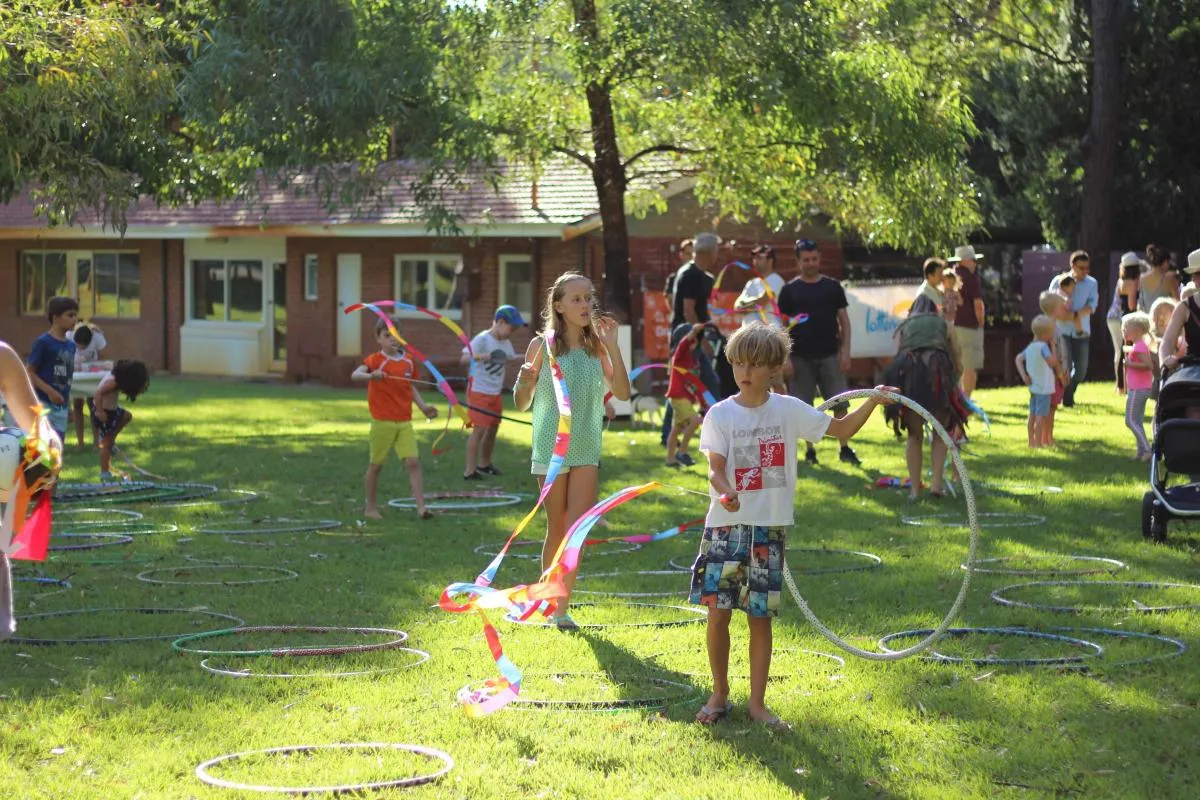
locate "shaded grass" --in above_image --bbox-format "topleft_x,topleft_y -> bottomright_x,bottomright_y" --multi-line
0,378 -> 1198,798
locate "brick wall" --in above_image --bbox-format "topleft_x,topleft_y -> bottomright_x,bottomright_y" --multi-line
0,238 -> 173,372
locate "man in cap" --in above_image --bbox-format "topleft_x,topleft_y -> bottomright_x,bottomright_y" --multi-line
950,245 -> 986,396
1049,250 -> 1098,407
776,238 -> 861,466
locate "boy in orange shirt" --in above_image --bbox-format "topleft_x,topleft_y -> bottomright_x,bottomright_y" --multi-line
352,318 -> 438,520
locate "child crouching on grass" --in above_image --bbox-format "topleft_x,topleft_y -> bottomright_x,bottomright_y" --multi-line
89,359 -> 149,483
690,322 -> 895,729
353,318 -> 438,520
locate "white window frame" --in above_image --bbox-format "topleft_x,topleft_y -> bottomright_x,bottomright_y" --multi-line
392,254 -> 464,320
498,254 -> 535,324
303,254 -> 319,301
187,258 -> 265,325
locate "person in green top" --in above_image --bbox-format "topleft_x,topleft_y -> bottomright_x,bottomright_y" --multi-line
514,272 -> 632,630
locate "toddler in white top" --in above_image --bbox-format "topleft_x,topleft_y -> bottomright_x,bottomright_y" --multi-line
1015,314 -> 1062,449
690,321 -> 895,731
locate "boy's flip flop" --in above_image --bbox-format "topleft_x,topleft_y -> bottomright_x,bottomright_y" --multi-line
695,702 -> 733,725
753,714 -> 793,731
418,510 -> 435,520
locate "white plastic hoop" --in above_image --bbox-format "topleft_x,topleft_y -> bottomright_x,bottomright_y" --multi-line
783,388 -> 981,661
194,742 -> 453,793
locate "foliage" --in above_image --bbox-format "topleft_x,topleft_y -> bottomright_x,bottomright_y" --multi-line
471,0 -> 981,254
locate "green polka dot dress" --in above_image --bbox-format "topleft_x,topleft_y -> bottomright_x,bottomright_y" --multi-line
530,347 -> 605,469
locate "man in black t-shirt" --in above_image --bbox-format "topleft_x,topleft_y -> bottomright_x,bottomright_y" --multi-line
661,233 -> 721,449
776,238 -> 860,467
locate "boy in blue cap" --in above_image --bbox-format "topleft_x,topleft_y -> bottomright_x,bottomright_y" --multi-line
461,305 -> 525,479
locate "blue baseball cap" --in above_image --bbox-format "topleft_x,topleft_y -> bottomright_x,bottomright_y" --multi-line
495,305 -> 527,326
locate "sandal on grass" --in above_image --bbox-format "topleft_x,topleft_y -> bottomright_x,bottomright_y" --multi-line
752,714 -> 793,731
695,701 -> 734,725
418,510 -> 435,520
553,614 -> 580,632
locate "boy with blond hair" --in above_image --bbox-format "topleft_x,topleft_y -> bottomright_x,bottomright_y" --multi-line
690,321 -> 895,729
1015,315 -> 1062,448
1037,292 -> 1072,445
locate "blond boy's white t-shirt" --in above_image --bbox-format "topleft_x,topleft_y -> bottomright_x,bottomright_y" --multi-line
699,393 -> 831,527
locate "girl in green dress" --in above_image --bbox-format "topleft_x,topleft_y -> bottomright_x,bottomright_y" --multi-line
513,273 -> 632,629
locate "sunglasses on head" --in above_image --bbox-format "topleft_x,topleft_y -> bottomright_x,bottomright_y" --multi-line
795,239 -> 818,252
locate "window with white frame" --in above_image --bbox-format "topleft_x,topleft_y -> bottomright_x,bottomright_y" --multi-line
498,255 -> 534,322
20,250 -> 141,319
190,259 -> 264,322
304,254 -> 319,301
393,255 -> 463,319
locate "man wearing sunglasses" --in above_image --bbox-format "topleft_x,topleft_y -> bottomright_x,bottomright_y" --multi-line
776,239 -> 861,467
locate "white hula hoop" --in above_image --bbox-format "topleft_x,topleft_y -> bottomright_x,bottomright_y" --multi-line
783,388 -> 981,661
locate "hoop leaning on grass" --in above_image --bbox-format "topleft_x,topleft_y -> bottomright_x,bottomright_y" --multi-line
783,388 -> 982,661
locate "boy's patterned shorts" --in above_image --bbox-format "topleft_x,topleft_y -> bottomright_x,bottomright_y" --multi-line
688,524 -> 787,618
86,399 -> 127,440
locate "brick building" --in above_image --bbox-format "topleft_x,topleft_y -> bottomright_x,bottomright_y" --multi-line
0,163 -> 848,386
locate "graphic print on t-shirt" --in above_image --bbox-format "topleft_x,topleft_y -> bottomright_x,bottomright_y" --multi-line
731,428 -> 787,492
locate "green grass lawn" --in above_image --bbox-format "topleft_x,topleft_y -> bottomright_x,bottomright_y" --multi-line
3,378 -> 1199,799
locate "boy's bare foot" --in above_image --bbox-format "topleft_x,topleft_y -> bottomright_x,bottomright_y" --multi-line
748,704 -> 792,731
418,509 -> 435,520
364,507 -> 383,520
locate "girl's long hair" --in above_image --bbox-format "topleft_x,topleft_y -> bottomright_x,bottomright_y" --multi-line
539,271 -> 606,358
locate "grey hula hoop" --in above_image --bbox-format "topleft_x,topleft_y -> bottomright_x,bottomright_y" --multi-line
389,492 -> 523,511
48,532 -> 134,551
961,554 -> 1127,576
876,627 -> 1105,666
6,607 -> 245,645
195,742 -> 453,794
990,580 -> 1200,614
54,507 -> 145,522
458,672 -> 700,711
195,520 -> 342,535
783,388 -> 981,661
574,570 -> 688,598
136,564 -> 299,586
198,647 -> 431,678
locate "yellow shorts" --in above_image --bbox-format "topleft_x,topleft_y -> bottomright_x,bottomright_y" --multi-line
670,398 -> 699,421
369,419 -> 417,464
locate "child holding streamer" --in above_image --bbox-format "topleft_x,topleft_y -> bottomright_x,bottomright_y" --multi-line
690,322 -> 894,728
513,272 -> 631,631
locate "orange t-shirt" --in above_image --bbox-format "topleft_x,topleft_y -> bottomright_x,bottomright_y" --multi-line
363,352 -> 416,421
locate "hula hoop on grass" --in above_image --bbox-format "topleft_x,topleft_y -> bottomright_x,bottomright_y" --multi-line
156,484 -> 261,507
6,607 -> 244,645
669,547 -> 885,575
961,554 -> 1127,576
194,742 -> 453,794
458,672 -> 699,711
48,532 -> 133,551
14,575 -> 71,588
574,570 -> 688,598
474,539 -> 642,560
901,512 -> 1045,528
195,520 -> 342,535
877,627 -> 1105,666
54,507 -> 144,522
390,493 -> 522,511
1043,627 -> 1188,668
784,388 -> 981,661
172,625 -> 409,657
136,564 -> 299,586
503,602 -> 705,629
647,646 -> 845,680
199,647 -> 431,679
55,481 -> 157,499
978,482 -> 1064,497
56,522 -> 180,537
990,580 -> 1200,614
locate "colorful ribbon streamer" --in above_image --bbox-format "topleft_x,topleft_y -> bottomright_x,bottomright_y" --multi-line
708,260 -> 808,329
583,517 -> 705,546
441,481 -> 663,716
343,301 -> 473,454
2,406 -> 60,562
627,362 -> 716,408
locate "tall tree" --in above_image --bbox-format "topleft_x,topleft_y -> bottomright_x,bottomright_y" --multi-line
468,0 -> 982,316
1079,0 -> 1121,273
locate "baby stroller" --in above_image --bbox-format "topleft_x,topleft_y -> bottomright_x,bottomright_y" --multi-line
1142,363 -> 1200,542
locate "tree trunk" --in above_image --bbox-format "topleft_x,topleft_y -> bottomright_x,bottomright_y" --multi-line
1080,0 -> 1121,379
573,0 -> 631,320
1080,0 -> 1120,286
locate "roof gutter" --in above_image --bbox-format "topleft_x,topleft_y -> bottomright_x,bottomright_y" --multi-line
0,222 -> 569,241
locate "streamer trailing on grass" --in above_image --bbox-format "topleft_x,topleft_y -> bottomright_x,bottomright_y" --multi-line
440,481 -> 664,717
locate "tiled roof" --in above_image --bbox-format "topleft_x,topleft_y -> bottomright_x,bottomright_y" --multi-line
0,161 -> 606,232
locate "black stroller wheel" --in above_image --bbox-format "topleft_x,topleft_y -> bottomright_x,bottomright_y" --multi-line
1150,506 -> 1169,543
1142,493 -> 1155,539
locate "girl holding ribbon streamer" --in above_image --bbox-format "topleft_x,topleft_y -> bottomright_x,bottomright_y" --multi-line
690,323 -> 895,729
513,272 -> 631,630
